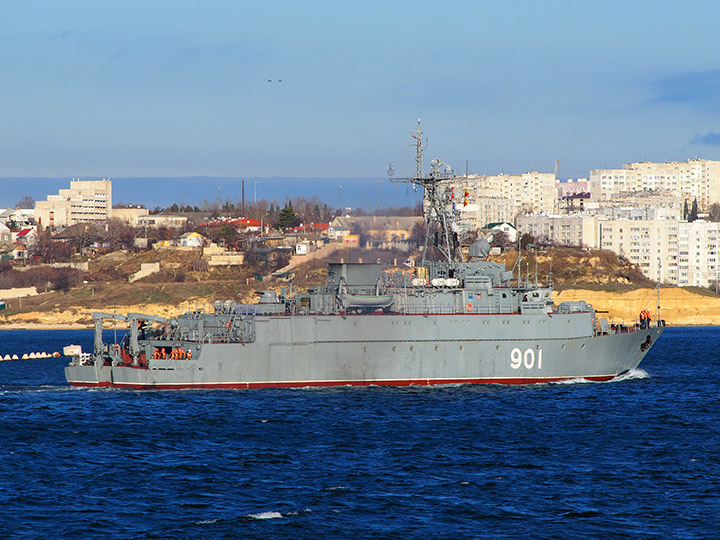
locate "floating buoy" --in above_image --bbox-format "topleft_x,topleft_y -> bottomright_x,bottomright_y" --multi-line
53,352 -> 61,358
11,354 -> 18,360
2,354 -> 10,361
21,353 -> 29,359
29,352 -> 37,359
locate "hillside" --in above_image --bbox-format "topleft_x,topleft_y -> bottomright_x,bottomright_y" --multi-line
0,246 -> 717,327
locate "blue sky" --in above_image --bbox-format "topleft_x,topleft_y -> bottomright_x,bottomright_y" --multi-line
2,0 -> 720,185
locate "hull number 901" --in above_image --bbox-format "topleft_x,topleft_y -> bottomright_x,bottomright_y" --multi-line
510,348 -> 543,370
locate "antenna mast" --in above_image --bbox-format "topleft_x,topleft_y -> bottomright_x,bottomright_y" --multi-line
393,119 -> 463,264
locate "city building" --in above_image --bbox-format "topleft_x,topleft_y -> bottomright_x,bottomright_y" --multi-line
589,159 -> 720,211
35,179 -> 112,228
112,206 -> 150,226
442,171 -> 557,231
598,218 -> 679,284
676,220 -> 720,287
137,214 -> 188,229
556,178 -> 590,198
0,208 -> 35,228
516,214 -> 600,249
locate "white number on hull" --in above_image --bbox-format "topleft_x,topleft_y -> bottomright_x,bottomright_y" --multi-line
510,348 -> 543,370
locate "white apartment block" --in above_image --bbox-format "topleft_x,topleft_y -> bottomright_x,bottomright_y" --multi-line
557,178 -> 589,198
599,219 -> 720,287
516,213 -> 719,287
676,220 -> 720,287
455,197 -> 515,231
596,205 -> 681,221
590,159 -> 720,211
442,172 -> 557,228
35,179 -> 112,228
598,219 -> 679,284
516,214 -> 600,249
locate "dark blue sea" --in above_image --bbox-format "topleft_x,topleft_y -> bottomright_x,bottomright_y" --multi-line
0,327 -> 718,539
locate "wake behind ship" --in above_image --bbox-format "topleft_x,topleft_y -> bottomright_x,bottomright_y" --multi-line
65,122 -> 664,389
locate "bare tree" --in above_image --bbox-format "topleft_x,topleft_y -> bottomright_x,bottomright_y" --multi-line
15,196 -> 34,209
105,217 -> 138,250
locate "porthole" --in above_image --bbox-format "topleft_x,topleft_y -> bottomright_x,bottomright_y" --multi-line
562,344 -> 566,349
581,343 -> 586,349
363,346 -> 368,353
410,346 -> 414,352
459,345 -> 464,351
392,346 -> 397,352
496,345 -> 500,351
435,345 -> 439,352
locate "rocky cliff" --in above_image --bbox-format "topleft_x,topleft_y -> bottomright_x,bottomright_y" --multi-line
554,288 -> 719,326
0,287 -> 716,329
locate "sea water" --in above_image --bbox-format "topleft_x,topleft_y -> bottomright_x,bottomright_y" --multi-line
0,327 -> 718,539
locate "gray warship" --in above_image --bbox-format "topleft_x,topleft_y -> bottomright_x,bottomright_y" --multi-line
65,124 -> 664,389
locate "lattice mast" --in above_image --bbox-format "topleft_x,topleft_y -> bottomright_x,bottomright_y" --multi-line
393,119 -> 463,264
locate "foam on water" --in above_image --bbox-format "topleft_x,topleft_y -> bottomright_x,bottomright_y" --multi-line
247,511 -> 283,520
611,368 -> 649,382
550,377 -> 592,385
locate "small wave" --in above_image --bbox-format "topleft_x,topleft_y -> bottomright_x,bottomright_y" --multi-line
247,511 -> 283,520
610,368 -> 649,382
550,369 -> 650,386
552,377 -> 591,385
194,519 -> 219,525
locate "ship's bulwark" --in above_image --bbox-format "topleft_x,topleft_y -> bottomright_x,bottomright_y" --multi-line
65,312 -> 663,389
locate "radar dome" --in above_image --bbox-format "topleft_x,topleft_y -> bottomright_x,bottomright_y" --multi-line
468,238 -> 491,259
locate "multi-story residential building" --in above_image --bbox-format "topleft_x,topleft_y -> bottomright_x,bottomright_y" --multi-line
517,213 -> 719,287
443,172 -> 557,230
596,205 -> 680,221
516,214 -> 600,249
676,220 -> 720,287
557,178 -> 589,198
589,159 -> 720,210
598,218 -> 679,284
35,179 -> 112,228
455,197 -> 515,231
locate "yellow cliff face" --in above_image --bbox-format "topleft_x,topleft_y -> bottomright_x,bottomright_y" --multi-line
0,301 -> 215,329
553,288 -> 720,326
1,289 -> 718,328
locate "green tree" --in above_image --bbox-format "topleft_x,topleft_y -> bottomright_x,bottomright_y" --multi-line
689,198 -> 698,222
277,204 -> 300,229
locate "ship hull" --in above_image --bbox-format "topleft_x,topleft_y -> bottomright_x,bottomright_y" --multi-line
65,313 -> 663,389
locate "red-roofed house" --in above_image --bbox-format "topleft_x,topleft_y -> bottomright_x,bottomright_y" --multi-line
199,217 -> 262,231
289,222 -> 329,234
14,228 -> 38,247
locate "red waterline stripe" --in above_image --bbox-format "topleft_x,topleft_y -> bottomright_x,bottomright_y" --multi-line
68,374 -> 616,390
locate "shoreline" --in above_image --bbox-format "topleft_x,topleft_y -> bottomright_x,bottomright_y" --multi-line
0,324 -> 93,330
